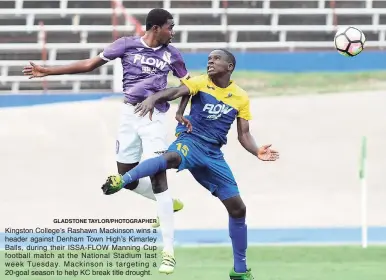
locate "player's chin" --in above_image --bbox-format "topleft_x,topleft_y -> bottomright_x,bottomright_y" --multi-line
207,68 -> 217,76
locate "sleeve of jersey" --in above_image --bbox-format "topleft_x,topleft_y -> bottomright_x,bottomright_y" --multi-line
99,37 -> 126,61
180,76 -> 204,96
171,51 -> 189,80
238,97 -> 253,120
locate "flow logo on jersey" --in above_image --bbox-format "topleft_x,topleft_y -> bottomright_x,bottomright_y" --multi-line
133,54 -> 168,71
203,103 -> 233,120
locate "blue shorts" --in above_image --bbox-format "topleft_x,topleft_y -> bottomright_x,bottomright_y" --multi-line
168,133 -> 239,201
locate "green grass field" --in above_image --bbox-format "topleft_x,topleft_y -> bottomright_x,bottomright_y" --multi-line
2,246 -> 386,279
167,71 -> 386,97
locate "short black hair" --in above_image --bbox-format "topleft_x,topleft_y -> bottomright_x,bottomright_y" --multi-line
146,8 -> 173,31
217,49 -> 236,70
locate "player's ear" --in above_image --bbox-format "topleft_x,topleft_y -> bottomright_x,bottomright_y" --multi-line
151,25 -> 160,33
228,63 -> 234,72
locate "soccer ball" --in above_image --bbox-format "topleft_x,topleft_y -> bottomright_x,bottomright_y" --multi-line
334,26 -> 366,57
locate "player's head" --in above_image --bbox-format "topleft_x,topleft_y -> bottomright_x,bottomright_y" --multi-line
145,8 -> 175,46
207,49 -> 236,78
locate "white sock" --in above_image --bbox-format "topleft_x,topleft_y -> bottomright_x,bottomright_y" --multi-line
154,189 -> 174,254
131,177 -> 156,201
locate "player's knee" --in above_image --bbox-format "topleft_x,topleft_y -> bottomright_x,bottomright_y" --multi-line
228,202 -> 246,218
222,195 -> 246,218
162,152 -> 182,169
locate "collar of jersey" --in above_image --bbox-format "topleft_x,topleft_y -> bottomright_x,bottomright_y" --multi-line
140,37 -> 163,51
207,76 -> 235,92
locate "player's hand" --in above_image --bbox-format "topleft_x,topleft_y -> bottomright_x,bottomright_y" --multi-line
257,144 -> 279,161
175,114 -> 192,133
22,62 -> 49,79
134,98 -> 156,120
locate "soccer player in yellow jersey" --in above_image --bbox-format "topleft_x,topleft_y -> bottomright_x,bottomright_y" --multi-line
102,49 -> 280,279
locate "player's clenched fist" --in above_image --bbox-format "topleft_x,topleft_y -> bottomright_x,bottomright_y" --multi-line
257,144 -> 280,161
22,62 -> 49,79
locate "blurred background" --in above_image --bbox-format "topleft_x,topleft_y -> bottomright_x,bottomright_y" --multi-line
1,0 -> 385,245
1,0 -> 386,94
1,1 -> 386,279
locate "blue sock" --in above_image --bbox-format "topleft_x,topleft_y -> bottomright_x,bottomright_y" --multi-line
122,156 -> 168,187
229,216 -> 247,273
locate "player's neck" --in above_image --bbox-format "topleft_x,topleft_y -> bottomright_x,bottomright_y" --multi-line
141,33 -> 161,48
211,76 -> 231,89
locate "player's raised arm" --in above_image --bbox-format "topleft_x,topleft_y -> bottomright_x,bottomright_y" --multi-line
237,117 -> 279,161
134,85 -> 190,118
23,37 -> 126,78
22,56 -> 107,78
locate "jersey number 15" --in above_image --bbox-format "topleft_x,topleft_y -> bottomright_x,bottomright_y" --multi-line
176,143 -> 189,157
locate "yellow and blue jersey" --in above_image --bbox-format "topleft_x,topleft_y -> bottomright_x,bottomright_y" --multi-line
177,74 -> 252,145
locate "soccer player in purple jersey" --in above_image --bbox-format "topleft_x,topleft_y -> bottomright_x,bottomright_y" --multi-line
23,8 -> 191,274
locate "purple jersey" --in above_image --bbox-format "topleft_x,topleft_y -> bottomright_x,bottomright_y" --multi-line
99,36 -> 188,112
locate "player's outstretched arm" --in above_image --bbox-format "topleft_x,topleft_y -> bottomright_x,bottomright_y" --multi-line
237,117 -> 279,161
135,85 -> 190,118
22,56 -> 107,79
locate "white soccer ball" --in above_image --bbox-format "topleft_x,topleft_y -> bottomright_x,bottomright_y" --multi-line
334,26 -> 366,57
